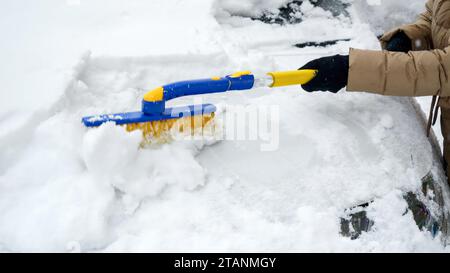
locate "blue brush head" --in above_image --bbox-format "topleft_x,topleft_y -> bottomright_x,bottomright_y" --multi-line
82,104 -> 216,128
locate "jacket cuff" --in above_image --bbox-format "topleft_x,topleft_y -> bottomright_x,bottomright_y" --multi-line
347,48 -> 385,94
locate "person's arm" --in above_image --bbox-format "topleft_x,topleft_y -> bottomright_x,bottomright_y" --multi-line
379,0 -> 433,51
346,0 -> 450,97
300,0 -> 439,95
347,47 -> 450,96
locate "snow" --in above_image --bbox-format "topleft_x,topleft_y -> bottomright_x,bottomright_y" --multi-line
353,0 -> 425,35
0,0 -> 449,252
215,0 -> 292,17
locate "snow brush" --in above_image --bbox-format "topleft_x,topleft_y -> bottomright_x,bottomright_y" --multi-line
82,69 -> 317,144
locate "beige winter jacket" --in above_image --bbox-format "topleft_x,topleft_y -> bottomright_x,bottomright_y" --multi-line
347,0 -> 450,98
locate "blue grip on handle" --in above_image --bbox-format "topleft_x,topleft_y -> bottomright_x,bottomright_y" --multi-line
163,74 -> 255,100
163,78 -> 230,100
142,74 -> 255,115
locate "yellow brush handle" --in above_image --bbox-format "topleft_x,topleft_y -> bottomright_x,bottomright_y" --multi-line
267,69 -> 317,87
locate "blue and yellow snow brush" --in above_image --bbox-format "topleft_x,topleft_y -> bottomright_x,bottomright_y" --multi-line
82,69 -> 317,143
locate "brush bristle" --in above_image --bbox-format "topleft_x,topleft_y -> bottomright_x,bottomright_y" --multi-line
124,113 -> 215,145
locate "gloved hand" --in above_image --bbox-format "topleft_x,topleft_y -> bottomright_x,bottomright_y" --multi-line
299,54 -> 349,93
385,31 -> 411,52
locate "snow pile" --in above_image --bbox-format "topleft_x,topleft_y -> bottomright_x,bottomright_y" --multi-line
0,0 -> 448,252
0,100 -> 215,251
82,122 -> 210,208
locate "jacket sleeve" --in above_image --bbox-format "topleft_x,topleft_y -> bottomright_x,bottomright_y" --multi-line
346,0 -> 450,97
347,47 -> 450,97
379,0 -> 433,51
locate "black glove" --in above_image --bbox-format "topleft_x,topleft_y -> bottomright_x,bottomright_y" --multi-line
299,54 -> 349,93
385,31 -> 411,52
